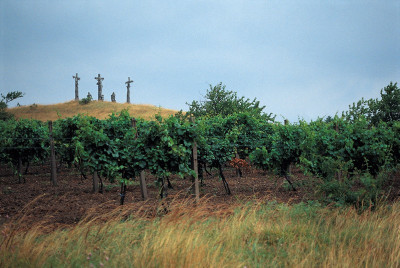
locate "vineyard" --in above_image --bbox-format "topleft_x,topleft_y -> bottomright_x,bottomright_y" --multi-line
1,83 -> 400,267
1,110 -> 399,209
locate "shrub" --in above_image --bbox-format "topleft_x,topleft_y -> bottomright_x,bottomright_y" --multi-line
79,95 -> 92,105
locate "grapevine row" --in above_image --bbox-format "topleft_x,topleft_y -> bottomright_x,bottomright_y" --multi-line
1,112 -> 399,205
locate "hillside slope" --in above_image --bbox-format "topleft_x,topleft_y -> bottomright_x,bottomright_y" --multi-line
7,101 -> 179,121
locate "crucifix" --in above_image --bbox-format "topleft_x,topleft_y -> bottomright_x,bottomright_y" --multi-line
73,73 -> 80,101
125,77 -> 134,104
94,74 -> 104,101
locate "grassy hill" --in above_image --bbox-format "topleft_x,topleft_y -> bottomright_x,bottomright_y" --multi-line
7,100 -> 179,121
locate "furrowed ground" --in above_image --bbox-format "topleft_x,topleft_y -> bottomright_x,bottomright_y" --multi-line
0,163 -> 313,229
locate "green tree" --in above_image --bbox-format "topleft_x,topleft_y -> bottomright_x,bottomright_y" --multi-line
343,97 -> 371,123
187,82 -> 274,120
0,91 -> 24,120
344,82 -> 399,125
369,82 -> 400,125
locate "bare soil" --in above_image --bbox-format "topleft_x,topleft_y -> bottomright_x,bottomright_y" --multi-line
0,163 -> 398,230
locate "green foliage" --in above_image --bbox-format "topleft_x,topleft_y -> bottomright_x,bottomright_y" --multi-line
316,172 -> 386,208
224,113 -> 273,158
344,82 -> 400,125
299,116 -> 398,206
249,147 -> 270,171
53,115 -> 87,168
249,123 -> 305,176
0,91 -> 24,120
73,115 -> 112,176
0,119 -> 49,172
391,121 -> 400,163
369,82 -> 400,125
0,110 -> 397,205
301,117 -> 396,178
1,91 -> 24,104
300,117 -> 351,180
187,82 -> 274,120
317,179 -> 358,205
79,94 -> 93,105
343,97 -> 371,123
142,115 -> 196,179
1,82 -> 399,204
197,115 -> 237,170
65,112 -> 196,188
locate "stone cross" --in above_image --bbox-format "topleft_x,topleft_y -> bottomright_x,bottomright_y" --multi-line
73,73 -> 80,101
125,77 -> 134,104
94,74 -> 104,101
111,92 -> 116,102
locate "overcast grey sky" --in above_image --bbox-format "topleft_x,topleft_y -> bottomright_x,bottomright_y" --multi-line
1,0 -> 399,122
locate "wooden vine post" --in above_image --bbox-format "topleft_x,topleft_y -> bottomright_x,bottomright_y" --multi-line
132,118 -> 148,201
93,170 -> 99,193
190,116 -> 199,203
48,121 -> 57,186
139,171 -> 148,200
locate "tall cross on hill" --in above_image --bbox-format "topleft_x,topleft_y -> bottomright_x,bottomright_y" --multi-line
125,77 -> 134,104
73,73 -> 80,101
94,74 -> 104,101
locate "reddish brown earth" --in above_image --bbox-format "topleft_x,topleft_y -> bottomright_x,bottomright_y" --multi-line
0,163 -> 398,230
0,163 -> 315,229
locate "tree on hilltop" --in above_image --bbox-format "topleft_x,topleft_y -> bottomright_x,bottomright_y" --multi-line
0,91 -> 24,121
187,82 -> 274,120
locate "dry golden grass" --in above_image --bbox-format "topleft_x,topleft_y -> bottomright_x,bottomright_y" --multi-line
1,197 -> 400,268
7,100 -> 179,121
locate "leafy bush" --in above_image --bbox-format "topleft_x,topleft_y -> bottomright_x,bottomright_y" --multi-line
79,95 -> 92,105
